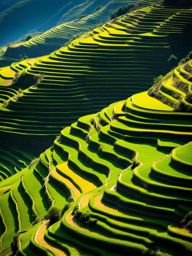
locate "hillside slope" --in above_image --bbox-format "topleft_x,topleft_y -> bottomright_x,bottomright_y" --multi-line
0,0 -> 73,46
0,2 -> 191,156
149,56 -> 192,111
0,58 -> 191,255
0,0 -> 155,67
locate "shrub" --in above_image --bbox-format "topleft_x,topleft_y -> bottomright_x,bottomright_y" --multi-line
111,5 -> 133,19
11,234 -> 19,255
32,216 -> 40,225
32,213 -> 40,225
153,75 -> 163,85
75,210 -> 90,222
131,159 -> 140,170
185,244 -> 192,256
68,195 -> 74,202
178,51 -> 191,65
45,207 -> 61,225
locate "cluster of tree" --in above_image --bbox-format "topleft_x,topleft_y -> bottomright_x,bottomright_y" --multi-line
110,5 -> 133,19
45,206 -> 61,225
73,209 -> 97,225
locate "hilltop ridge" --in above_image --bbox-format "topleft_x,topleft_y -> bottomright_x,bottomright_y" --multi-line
0,2 -> 191,155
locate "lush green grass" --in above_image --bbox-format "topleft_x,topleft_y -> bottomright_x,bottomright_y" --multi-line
0,2 -> 192,256
0,82 -> 191,255
0,0 -> 145,66
0,3 -> 191,141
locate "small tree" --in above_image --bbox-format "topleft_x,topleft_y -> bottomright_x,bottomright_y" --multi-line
153,75 -> 163,85
131,158 -> 140,170
45,207 -> 61,225
11,234 -> 19,255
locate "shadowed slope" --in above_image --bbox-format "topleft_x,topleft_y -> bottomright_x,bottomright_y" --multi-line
0,3 -> 191,143
149,58 -> 192,111
1,0 -> 146,66
0,73 -> 191,254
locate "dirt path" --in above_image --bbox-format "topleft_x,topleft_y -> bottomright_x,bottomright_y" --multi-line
35,220 -> 67,256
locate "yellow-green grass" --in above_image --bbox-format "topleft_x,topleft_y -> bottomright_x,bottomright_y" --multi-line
1,0 -> 143,67
0,3 -> 192,255
0,4 -> 191,137
0,83 -> 192,255
0,147 -> 34,181
149,59 -> 192,110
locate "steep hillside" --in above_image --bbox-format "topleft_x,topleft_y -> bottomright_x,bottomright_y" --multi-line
0,58 -> 191,255
0,2 -> 191,155
0,0 -> 154,67
0,146 -> 34,181
0,0 -> 73,46
0,0 -> 19,12
149,56 -> 192,111
1,0 -> 141,48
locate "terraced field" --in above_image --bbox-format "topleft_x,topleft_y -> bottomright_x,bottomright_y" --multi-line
0,57 -> 191,255
1,0 -> 145,65
0,1 -> 192,256
149,58 -> 192,110
0,3 -> 192,143
0,0 -> 70,46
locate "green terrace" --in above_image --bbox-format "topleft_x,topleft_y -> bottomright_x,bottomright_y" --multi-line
0,0 -> 147,66
0,4 -> 191,139
0,82 -> 191,255
149,59 -> 192,111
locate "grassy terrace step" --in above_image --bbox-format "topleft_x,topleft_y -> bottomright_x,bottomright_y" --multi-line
149,59 -> 192,110
59,208 -> 147,256
1,0 -> 139,65
0,148 -> 34,181
35,87 -> 191,255
0,4 -> 191,137
1,2 -> 192,255
1,85 -> 192,254
172,142 -> 192,166
89,191 -> 170,229
117,168 -> 192,207
132,163 -> 192,198
151,156 -> 192,187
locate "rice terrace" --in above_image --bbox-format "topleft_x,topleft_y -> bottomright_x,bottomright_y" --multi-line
0,0 -> 192,255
